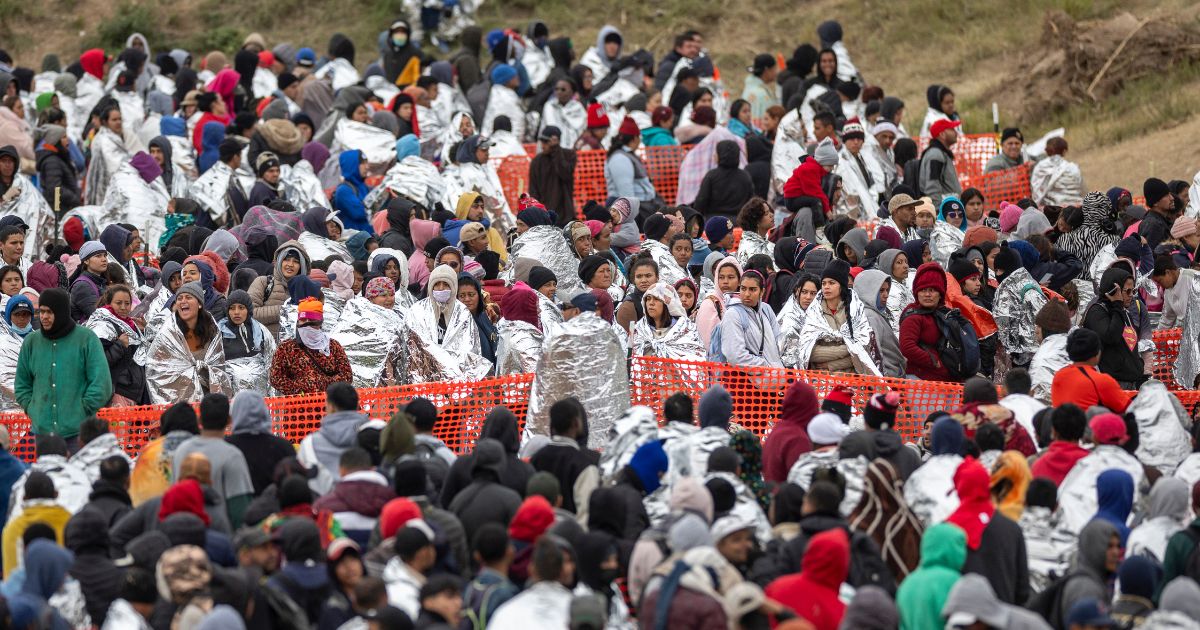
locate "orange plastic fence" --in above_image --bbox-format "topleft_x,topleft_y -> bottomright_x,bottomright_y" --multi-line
1155,327 -> 1183,389
973,164 -> 1034,212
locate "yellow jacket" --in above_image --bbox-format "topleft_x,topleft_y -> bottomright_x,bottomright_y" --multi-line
2,500 -> 70,577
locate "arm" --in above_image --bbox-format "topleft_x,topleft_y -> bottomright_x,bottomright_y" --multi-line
616,301 -> 638,334
693,172 -> 713,213
1097,374 -> 1133,413
1045,248 -> 1083,289
81,332 -> 113,415
14,340 -> 32,411
898,314 -> 939,372
269,344 -> 300,395
573,465 -> 598,527
1083,302 -> 1125,339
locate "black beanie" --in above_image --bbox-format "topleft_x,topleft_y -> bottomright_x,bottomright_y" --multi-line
529,266 -> 557,291
644,214 -> 672,242
1144,177 -> 1171,208
704,477 -> 737,514
992,244 -> 1022,278
578,254 -> 608,284
1066,328 -> 1102,363
948,257 -> 980,284
822,258 -> 851,289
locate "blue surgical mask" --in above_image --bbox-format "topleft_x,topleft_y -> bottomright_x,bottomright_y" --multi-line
9,322 -> 31,337
391,34 -> 408,48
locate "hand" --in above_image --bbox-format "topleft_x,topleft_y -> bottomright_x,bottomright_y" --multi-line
133,316 -> 146,329
118,333 -> 130,346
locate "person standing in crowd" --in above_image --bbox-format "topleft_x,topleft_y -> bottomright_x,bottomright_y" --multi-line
270,297 -> 352,395
172,393 -> 255,528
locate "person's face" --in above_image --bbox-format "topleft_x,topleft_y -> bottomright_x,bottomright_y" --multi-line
182,103 -> 198,118
182,263 -> 201,284
424,591 -> 463,624
370,292 -> 396,310
281,256 -> 301,278
696,92 -> 713,110
459,115 -> 475,136
717,529 -> 754,565
537,281 -> 557,300
645,296 -> 666,323
467,234 -> 488,253
457,284 -> 479,312
917,287 -> 940,308
594,226 -> 612,251
425,84 -> 440,103
763,112 -> 780,133
757,211 -> 773,234
86,253 -> 108,274
819,52 -> 836,78
964,275 -> 981,296
1159,267 -> 1182,290
335,556 -> 364,589
437,255 -> 460,273
298,122 -> 313,142
283,82 -> 300,100
671,239 -> 692,267
915,210 -> 936,229
940,91 -> 956,116
515,219 -> 530,235
350,105 -> 370,123
326,221 -> 343,241
893,205 -> 914,227
110,290 -> 132,317
554,80 -> 573,104
761,65 -> 778,84
737,106 -> 752,125
878,279 -> 891,304
940,127 -> 959,147
844,137 -> 863,155
175,292 -> 200,322
591,263 -> 612,289
683,37 -> 701,59
573,234 -> 592,258
603,41 -> 620,58
580,70 -> 594,92
467,197 -> 485,221
717,265 -> 739,293
2,234 -> 23,262
1121,277 -> 1136,307
561,302 -> 580,320
357,160 -> 368,178
397,102 -> 413,121
892,254 -> 909,280
228,303 -> 248,325
971,257 -> 985,274
475,146 -> 489,163
921,245 -> 932,264
943,204 -> 964,226
740,279 -> 763,308
1104,534 -> 1122,573
352,270 -> 364,294
559,552 -> 576,586
38,305 -> 53,330
795,280 -> 817,310
540,136 -> 560,153
1002,136 -> 1023,160
106,111 -> 123,134
965,196 -> 985,222
0,156 -> 14,179
876,131 -> 895,150
211,98 -> 227,117
262,165 -> 281,185
840,244 -> 858,265
379,259 -> 399,281
168,273 -> 182,292
149,145 -> 165,168
634,265 -> 658,292
821,278 -> 841,303
676,284 -> 695,311
986,248 -> 999,271
10,309 -> 29,329
241,543 -> 279,573
813,120 -> 833,141
0,272 -> 19,296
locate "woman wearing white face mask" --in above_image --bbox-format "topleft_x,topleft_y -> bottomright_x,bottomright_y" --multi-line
403,264 -> 493,383
269,296 -> 352,396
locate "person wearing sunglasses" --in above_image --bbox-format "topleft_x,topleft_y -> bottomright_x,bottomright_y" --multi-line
1081,266 -> 1147,390
928,196 -> 967,266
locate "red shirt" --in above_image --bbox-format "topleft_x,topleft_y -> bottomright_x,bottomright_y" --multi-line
1050,363 -> 1132,413
782,158 -> 831,213
1031,440 -> 1091,486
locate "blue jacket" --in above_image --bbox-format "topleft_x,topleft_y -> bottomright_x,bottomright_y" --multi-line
0,451 -> 27,518
332,150 -> 373,234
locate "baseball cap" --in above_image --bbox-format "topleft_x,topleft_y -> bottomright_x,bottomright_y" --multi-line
1065,599 -> 1115,628
929,119 -> 962,138
539,125 -> 562,141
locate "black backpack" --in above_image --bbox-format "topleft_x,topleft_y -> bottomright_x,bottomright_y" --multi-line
932,307 -> 980,380
1024,570 -> 1080,630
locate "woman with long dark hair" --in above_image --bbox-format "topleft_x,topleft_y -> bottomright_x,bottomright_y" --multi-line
140,281 -> 230,403
84,284 -> 147,406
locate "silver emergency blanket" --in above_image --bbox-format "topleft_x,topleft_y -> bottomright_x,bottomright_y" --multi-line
252,66 -> 277,99
138,314 -> 232,404
1029,333 -> 1070,403
795,295 -> 882,376
280,161 -> 331,211
188,161 -> 235,225
659,423 -> 728,495
223,322 -> 277,396
230,206 -> 304,249
314,57 -> 361,92
483,84 -> 527,141
993,267 -> 1047,357
73,74 -> 105,144
443,162 -> 515,233
537,293 -> 564,336
402,298 -> 492,383
1176,277 -> 1200,389
629,315 -> 705,363
598,406 -> 659,481
928,222 -> 964,267
102,162 -> 171,254
332,118 -> 397,170
113,91 -> 146,153
1088,243 -> 1157,298
1057,445 -> 1146,534
502,226 -> 586,301
777,295 -> 807,369
365,156 -> 448,212
705,470 -> 773,546
735,232 -> 775,268
84,307 -> 143,345
367,248 -> 417,310
1127,379 -> 1192,475
885,280 -> 912,336
1030,155 -> 1085,207
903,454 -> 963,526
84,128 -> 128,205
1071,278 -> 1095,325
835,145 -> 883,219
298,231 -> 352,264
494,319 -> 543,376
331,296 -> 405,387
1019,506 -> 1076,593
770,109 -> 807,201
166,136 -> 197,199
0,329 -> 23,411
234,150 -> 257,196
639,239 -> 686,286
1177,454 -> 1200,493
526,311 -> 629,449
0,174 -> 55,261
786,450 -> 867,517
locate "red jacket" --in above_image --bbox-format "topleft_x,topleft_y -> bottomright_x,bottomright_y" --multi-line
898,306 -> 953,381
782,158 -> 831,214
766,528 -> 849,630
1030,440 -> 1090,486
1050,363 -> 1132,413
762,381 -> 820,483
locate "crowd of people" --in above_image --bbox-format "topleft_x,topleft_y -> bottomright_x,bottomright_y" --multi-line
0,10 -> 1196,630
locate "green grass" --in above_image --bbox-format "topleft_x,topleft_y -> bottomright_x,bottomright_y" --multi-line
89,2 -> 161,51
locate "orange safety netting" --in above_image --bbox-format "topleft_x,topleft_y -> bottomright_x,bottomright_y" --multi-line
972,164 -> 1034,212
1155,327 -> 1183,389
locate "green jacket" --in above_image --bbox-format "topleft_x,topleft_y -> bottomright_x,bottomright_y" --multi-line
641,126 -> 679,148
896,522 -> 967,630
1161,518 -> 1200,596
15,326 -> 112,437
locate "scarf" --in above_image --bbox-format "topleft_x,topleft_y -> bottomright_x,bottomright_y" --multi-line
730,430 -> 769,511
102,304 -> 138,331
297,325 -> 330,356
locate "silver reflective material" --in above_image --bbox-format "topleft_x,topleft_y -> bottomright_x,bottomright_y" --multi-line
366,156 -> 447,212
1176,277 -> 1200,389
903,454 -> 963,526
494,319 -> 543,376
139,314 -> 232,404
885,279 -> 911,336
84,128 -> 127,205
298,231 -> 352,264
629,315 -> 705,363
1057,445 -> 1146,534
314,58 -> 361,92
1029,333 -> 1070,403
777,295 -> 807,369
102,162 -> 171,254
1127,379 -> 1192,475
993,267 -> 1046,357
442,162 -> 515,232
0,174 -> 55,261
639,239 -> 686,286
333,118 -> 397,169
331,296 -> 405,387
280,162 -> 331,210
187,161 -> 235,225
704,470 -> 773,546
402,298 -> 492,383
367,248 -> 416,309
795,295 -> 881,376
526,311 -> 629,448
84,307 -> 143,345
321,288 -> 349,333
1072,278 -> 1095,325
536,292 -> 564,336
222,320 -> 277,396
0,329 -> 23,411
786,450 -> 867,517
502,226 -> 586,301
735,231 -> 775,268
167,136 -> 198,194
1088,242 -> 1157,297
928,222 -> 964,267
598,406 -> 659,481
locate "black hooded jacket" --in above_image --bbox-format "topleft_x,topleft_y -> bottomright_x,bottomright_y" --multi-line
35,143 -> 81,210
693,140 -> 754,219
66,508 -> 126,625
383,20 -> 422,85
376,197 -> 416,256
451,26 -> 484,93
438,407 -> 534,507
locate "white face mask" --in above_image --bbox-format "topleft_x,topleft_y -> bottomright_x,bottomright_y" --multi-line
432,289 -> 452,304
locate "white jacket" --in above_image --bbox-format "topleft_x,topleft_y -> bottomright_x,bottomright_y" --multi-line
489,581 -> 573,630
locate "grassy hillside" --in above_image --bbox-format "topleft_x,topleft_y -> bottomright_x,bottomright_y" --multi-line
3,0 -> 1200,186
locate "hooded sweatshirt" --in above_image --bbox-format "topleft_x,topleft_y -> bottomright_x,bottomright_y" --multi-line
1127,477 -> 1189,562
1059,519 -> 1119,629
896,523 -> 966,630
224,390 -> 297,495
765,527 -> 849,630
332,150 -> 373,233
299,408 -> 370,495
1093,468 -> 1134,546
693,140 -> 754,219
940,573 -> 1050,630
11,539 -> 74,628
762,380 -> 819,482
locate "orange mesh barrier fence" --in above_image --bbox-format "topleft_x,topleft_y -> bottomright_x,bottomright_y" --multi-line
495,155 -> 532,212
574,150 -> 608,207
917,133 -> 1002,184
973,164 -> 1034,212
1156,327 -> 1183,389
641,145 -> 692,205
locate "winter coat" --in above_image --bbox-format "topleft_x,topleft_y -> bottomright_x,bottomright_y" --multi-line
438,409 -> 533,507
766,528 -> 849,630
637,583 -> 728,630
312,470 -> 395,548
15,324 -> 112,437
917,139 -> 960,206
898,304 -> 954,381
269,338 -> 353,396
777,512 -> 895,594
297,410 -> 371,496
1030,440 -> 1090,487
448,477 -> 522,547
332,150 -> 373,233
1059,520 -> 1119,629
528,146 -> 576,225
720,301 -> 783,368
224,395 -> 297,495
1,500 -> 70,577
1083,298 -> 1145,385
490,581 -> 575,630
65,507 -> 125,625
87,479 -> 132,529
896,523 -> 967,630
36,144 -> 81,211
693,140 -> 754,219
960,512 -> 1030,605
108,484 -> 233,555
783,156 -> 831,214
248,239 -> 311,338
69,270 -> 107,323
762,381 -> 819,483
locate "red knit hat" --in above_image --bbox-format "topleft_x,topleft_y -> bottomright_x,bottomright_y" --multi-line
912,261 -> 947,297
63,216 -> 85,252
159,479 -> 210,526
586,103 -> 610,129
618,116 -> 639,137
824,386 -> 853,408
508,495 -> 555,543
380,498 -> 422,539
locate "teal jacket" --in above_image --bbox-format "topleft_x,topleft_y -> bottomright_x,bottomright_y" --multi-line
896,523 -> 967,630
15,326 -> 112,437
641,126 -> 679,147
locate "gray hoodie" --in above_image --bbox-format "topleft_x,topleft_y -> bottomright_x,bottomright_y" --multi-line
230,390 -> 272,435
1141,577 -> 1200,629
1060,519 -> 1119,629
852,269 -> 906,378
941,574 -> 1051,630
